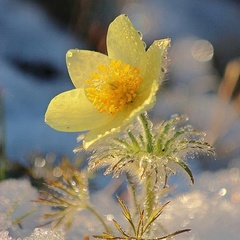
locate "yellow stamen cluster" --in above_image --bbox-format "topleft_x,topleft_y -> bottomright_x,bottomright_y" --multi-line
86,60 -> 143,115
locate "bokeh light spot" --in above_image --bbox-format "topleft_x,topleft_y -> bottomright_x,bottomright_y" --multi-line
191,39 -> 214,62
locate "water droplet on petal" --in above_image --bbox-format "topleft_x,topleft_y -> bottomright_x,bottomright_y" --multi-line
67,51 -> 73,58
161,67 -> 167,73
137,30 -> 143,40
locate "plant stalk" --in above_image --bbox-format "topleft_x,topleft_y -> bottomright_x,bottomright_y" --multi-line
126,173 -> 139,215
86,204 -> 111,233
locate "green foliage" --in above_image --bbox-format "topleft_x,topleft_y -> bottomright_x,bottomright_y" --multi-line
89,113 -> 215,187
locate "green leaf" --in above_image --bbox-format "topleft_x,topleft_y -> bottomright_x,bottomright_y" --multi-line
143,201 -> 170,234
93,232 -> 120,239
128,130 -> 141,151
136,208 -> 144,238
112,219 -> 130,237
174,158 -> 194,184
117,197 -> 136,235
138,114 -> 154,153
155,228 -> 191,240
117,197 -> 131,220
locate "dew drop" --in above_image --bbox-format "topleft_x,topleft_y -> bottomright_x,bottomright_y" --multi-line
46,152 -> 56,164
161,67 -> 167,73
218,188 -> 227,197
77,134 -> 85,142
106,214 -> 114,221
70,180 -> 76,186
34,157 -> 46,168
67,51 -> 73,58
53,167 -> 63,178
171,113 -> 179,119
184,125 -> 193,131
137,30 -> 143,40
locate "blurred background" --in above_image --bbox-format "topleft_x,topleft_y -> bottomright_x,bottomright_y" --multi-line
0,0 -> 240,179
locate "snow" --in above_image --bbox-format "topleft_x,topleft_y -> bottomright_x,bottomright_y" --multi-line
0,168 -> 239,239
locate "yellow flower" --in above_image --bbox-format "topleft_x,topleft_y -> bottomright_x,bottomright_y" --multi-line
45,14 -> 170,150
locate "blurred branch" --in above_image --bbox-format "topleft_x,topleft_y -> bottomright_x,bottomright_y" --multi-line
206,58 -> 240,145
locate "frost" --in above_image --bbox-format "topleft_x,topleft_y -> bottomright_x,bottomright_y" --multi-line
24,228 -> 65,240
0,231 -> 13,240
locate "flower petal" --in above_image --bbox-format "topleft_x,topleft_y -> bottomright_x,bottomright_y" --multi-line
142,38 -> 171,89
82,37 -> 171,149
106,14 -> 146,68
83,121 -> 120,150
45,89 -> 112,132
83,81 -> 159,149
66,50 -> 110,88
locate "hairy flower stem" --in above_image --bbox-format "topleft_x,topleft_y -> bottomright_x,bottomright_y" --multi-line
145,176 -> 155,218
138,114 -> 157,232
86,204 -> 111,233
126,173 -> 139,215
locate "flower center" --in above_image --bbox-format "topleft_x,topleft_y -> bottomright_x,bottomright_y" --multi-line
85,60 -> 143,115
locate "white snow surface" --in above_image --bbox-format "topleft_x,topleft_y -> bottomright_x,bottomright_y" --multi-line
0,167 -> 239,240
